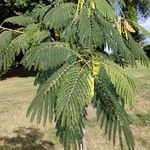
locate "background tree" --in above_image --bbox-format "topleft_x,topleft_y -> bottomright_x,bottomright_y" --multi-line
0,0 -> 52,76
0,0 -> 51,23
140,0 -> 150,18
0,0 -> 150,150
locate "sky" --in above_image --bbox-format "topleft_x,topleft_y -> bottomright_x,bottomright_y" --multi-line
140,17 -> 150,31
139,17 -> 150,43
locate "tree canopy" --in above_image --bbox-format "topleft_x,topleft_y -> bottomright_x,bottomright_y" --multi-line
0,0 -> 150,150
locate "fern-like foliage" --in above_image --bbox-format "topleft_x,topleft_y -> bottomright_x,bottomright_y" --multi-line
56,116 -> 84,150
0,31 -> 15,72
93,67 -> 134,149
56,66 -> 92,149
63,7 -> 110,48
0,0 -> 150,150
78,6 -> 104,47
0,24 -> 50,72
95,0 -> 115,20
10,24 -> 50,54
95,14 -> 135,65
127,33 -> 149,66
27,63 -> 92,149
27,64 -> 70,124
102,61 -> 139,106
56,66 -> 91,125
22,42 -> 73,70
43,3 -> 76,29
62,19 -> 78,45
5,15 -> 35,26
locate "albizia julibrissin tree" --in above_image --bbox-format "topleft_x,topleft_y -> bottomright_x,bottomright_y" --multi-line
0,0 -> 150,149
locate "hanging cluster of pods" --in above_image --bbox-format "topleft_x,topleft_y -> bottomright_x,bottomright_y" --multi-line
113,0 -> 135,39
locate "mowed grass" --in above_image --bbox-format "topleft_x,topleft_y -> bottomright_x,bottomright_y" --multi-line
0,64 -> 149,150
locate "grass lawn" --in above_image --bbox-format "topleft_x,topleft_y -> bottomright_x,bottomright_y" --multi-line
0,65 -> 150,150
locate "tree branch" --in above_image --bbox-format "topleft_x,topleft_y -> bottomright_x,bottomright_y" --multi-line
0,26 -> 23,33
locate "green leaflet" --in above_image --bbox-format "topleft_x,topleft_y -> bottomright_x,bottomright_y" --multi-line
22,42 -> 73,71
95,0 -> 115,20
0,0 -> 149,150
56,66 -> 91,126
93,67 -> 134,150
95,14 -> 136,65
103,61 -> 139,107
78,6 -> 104,47
0,31 -> 14,72
5,15 -> 35,26
63,6 -> 104,47
56,65 -> 91,149
27,63 -> 80,125
0,24 -> 51,73
43,3 -> 76,29
127,33 -> 149,66
9,24 -> 49,54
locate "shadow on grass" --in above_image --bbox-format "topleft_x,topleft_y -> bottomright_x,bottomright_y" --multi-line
0,127 -> 55,150
0,65 -> 37,81
131,112 -> 150,127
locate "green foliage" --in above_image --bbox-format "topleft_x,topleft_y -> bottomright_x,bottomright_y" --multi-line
27,64 -> 69,124
127,33 -> 149,66
78,6 -> 104,47
95,16 -> 135,64
0,24 -> 50,71
55,66 -> 91,149
23,42 -> 73,70
93,67 -> 134,149
95,0 -> 115,20
43,3 -> 76,29
56,66 -> 90,125
5,15 -> 35,26
102,62 -> 139,106
0,0 -> 150,150
0,31 -> 14,71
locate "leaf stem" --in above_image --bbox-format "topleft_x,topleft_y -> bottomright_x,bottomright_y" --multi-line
0,26 -> 23,34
